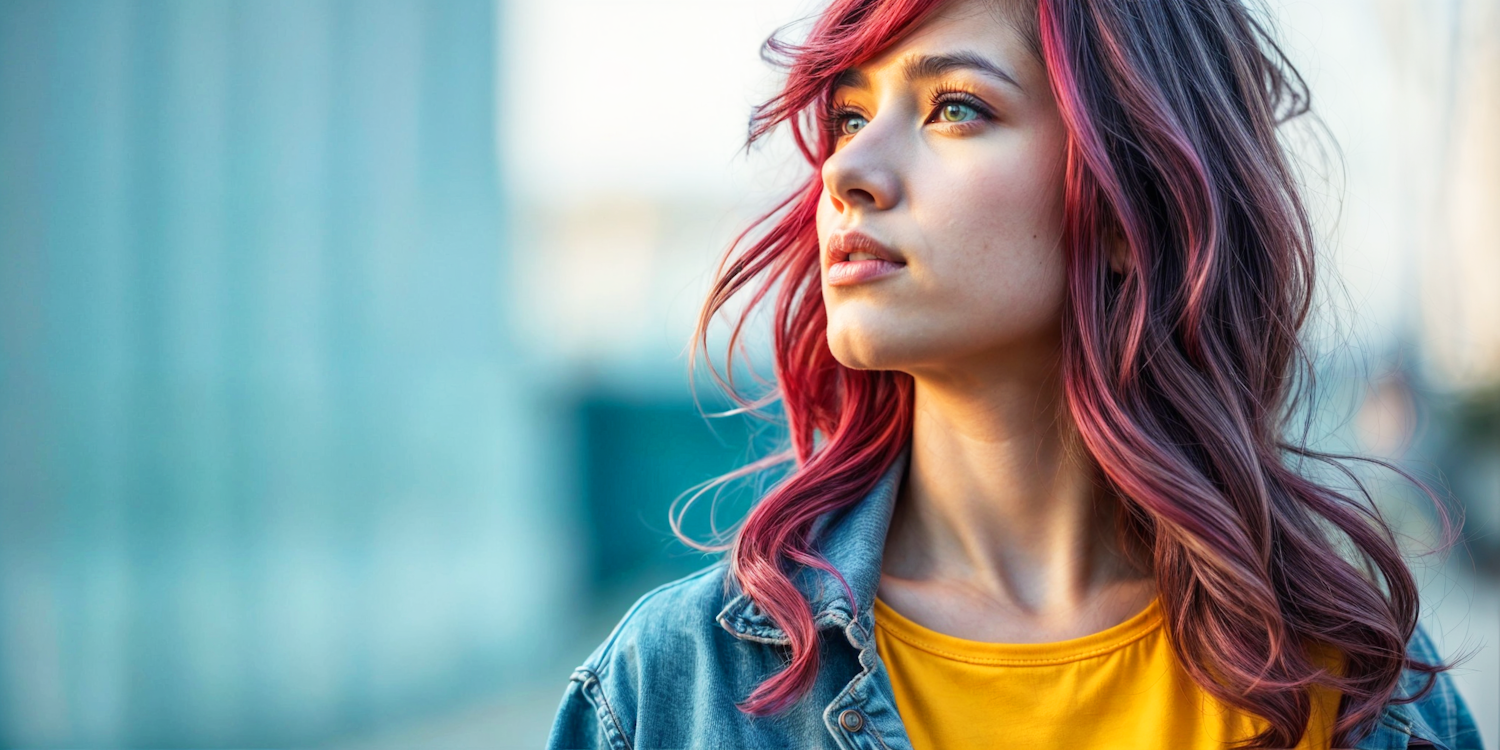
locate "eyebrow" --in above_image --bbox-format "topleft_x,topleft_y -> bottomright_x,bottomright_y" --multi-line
904,52 -> 1023,91
831,51 -> 1024,94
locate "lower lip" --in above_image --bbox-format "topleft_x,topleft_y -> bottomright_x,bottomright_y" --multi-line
827,259 -> 905,286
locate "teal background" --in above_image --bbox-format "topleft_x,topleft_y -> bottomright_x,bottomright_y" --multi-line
0,1 -> 543,745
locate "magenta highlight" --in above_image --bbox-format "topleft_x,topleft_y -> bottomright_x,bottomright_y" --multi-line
689,0 -> 1453,747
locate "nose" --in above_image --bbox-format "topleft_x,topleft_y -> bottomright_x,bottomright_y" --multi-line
821,123 -> 903,215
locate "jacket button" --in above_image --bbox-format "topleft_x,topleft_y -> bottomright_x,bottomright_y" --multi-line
839,709 -> 864,732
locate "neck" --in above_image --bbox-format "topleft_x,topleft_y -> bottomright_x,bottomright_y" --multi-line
882,352 -> 1150,618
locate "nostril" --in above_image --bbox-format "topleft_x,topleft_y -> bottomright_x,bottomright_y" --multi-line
847,188 -> 876,206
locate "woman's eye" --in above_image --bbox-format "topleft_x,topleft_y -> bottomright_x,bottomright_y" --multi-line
937,102 -> 979,123
840,115 -> 869,136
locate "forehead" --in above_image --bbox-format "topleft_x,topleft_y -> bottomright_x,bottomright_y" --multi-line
836,0 -> 1040,91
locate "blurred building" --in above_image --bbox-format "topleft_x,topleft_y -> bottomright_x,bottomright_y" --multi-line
0,1 -> 572,745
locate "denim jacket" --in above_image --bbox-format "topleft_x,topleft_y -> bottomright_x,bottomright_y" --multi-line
548,455 -> 1483,750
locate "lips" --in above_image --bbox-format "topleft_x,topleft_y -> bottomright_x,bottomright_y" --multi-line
825,231 -> 907,287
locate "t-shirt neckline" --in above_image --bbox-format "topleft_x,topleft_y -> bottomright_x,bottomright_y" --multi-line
872,595 -> 1163,666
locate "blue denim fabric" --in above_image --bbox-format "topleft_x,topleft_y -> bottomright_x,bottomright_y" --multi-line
547,455 -> 1483,750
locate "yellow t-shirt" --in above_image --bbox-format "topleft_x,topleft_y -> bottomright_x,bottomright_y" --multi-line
872,596 -> 1340,749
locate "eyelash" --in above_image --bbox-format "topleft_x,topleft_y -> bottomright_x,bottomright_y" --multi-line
926,85 -> 995,124
820,103 -> 864,137
821,86 -> 996,137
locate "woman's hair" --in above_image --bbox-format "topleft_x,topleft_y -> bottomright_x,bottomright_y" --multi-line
689,0 -> 1450,746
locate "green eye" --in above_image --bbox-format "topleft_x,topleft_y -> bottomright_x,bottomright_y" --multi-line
841,115 -> 869,136
938,103 -> 978,123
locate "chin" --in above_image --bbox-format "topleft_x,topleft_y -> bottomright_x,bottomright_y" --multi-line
826,320 -> 934,372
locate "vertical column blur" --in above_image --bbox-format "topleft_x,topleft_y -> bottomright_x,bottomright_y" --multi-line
0,0 -> 567,746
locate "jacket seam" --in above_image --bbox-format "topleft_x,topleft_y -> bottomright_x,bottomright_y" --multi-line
865,718 -> 894,750
839,618 -> 894,750
575,668 -> 633,750
855,620 -> 896,750
589,562 -> 727,670
720,610 -> 857,648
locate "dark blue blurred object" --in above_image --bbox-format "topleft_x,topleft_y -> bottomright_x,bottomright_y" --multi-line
579,395 -> 782,594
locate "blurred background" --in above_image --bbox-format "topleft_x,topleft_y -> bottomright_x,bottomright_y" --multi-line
0,0 -> 1494,747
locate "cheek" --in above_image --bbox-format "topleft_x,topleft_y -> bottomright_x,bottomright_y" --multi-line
814,188 -> 835,244
932,137 -> 1064,256
912,142 -> 1068,325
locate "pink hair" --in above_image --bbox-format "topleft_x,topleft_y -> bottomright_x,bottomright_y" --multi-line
689,0 -> 1452,746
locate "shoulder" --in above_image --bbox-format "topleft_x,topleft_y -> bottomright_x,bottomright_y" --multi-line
546,561 -> 759,750
583,561 -> 739,680
1383,622 -> 1483,750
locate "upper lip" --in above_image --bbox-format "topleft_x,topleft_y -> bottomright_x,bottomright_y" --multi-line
826,231 -> 906,265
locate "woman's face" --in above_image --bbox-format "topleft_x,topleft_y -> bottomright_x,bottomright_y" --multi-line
816,0 -> 1069,380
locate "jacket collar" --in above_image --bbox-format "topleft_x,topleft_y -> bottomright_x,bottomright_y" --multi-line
716,450 -> 908,643
1355,671 -> 1453,750
1380,701 -> 1448,750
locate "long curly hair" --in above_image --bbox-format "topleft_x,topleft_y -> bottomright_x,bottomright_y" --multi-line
689,0 -> 1451,746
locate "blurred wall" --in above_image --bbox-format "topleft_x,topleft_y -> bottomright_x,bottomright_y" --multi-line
0,1 -> 568,746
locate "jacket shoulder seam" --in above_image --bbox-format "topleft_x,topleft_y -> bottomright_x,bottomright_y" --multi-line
586,562 -> 729,676
573,668 -> 634,750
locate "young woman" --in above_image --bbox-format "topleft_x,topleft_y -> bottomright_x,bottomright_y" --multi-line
548,0 -> 1482,747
